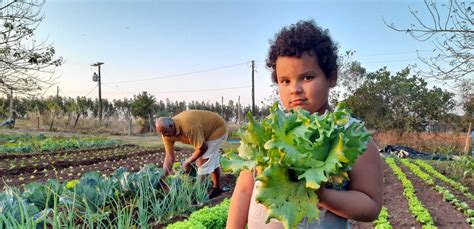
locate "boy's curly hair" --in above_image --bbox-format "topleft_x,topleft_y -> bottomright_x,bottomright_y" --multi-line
266,19 -> 339,83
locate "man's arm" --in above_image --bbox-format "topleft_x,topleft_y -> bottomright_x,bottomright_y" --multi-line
183,143 -> 208,169
162,139 -> 176,176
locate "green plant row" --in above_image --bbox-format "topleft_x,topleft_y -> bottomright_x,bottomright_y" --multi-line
0,133 -> 110,145
385,158 -> 436,228
373,206 -> 392,229
0,133 -> 48,144
400,159 -> 435,185
0,163 -> 210,228
434,186 -> 474,225
0,137 -> 122,154
414,160 -> 474,201
401,159 -> 473,226
166,198 -> 231,229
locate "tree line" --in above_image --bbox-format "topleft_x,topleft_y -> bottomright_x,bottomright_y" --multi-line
0,92 -> 271,132
1,65 -> 472,133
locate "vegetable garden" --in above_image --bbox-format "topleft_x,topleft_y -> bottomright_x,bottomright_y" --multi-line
0,132 -> 472,228
0,133 -> 235,228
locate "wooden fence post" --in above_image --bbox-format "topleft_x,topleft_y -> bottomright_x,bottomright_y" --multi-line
464,122 -> 472,155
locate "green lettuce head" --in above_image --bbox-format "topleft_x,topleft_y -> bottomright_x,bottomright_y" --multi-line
221,102 -> 371,229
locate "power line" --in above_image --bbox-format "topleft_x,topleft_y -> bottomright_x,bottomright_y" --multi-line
356,50 -> 433,57
149,85 -> 251,94
84,85 -> 98,97
363,59 -> 419,64
102,83 -> 134,94
106,61 -> 250,84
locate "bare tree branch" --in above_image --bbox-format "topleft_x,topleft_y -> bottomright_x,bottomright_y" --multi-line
385,0 -> 473,86
0,0 -> 62,96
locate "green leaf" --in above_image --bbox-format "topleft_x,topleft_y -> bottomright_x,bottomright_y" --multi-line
256,163 -> 319,229
220,152 -> 255,175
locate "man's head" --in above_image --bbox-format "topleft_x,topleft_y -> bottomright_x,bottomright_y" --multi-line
155,117 -> 176,137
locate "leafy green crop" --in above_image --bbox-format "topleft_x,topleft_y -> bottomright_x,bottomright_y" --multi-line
22,180 -> 62,210
0,133 -> 122,154
188,198 -> 230,228
221,102 -> 371,229
166,198 -> 230,229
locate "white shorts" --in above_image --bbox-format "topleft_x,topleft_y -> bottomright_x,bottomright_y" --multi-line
197,134 -> 227,175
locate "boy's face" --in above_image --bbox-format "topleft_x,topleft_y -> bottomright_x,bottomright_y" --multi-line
275,52 -> 335,115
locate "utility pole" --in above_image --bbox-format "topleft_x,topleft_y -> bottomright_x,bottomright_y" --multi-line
8,87 -> 13,119
251,60 -> 255,114
237,96 -> 241,130
91,62 -> 104,121
221,96 -> 224,117
464,122 -> 472,155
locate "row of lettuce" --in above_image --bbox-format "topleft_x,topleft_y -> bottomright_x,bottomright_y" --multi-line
0,133 -> 121,153
386,158 -> 474,227
400,159 -> 474,225
0,163 -> 211,228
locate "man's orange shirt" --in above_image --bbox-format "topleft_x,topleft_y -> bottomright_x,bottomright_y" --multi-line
163,110 -> 227,151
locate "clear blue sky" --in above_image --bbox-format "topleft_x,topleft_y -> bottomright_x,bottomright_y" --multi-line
37,0 -> 436,106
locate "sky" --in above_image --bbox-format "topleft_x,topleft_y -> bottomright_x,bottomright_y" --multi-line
35,0 -> 439,106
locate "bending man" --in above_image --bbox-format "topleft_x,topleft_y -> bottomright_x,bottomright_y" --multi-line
155,110 -> 227,198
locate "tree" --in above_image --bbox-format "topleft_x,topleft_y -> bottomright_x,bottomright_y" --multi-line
113,98 -> 132,120
44,96 -> 60,131
385,0 -> 473,84
331,50 -> 367,105
0,0 -> 63,95
63,97 -> 77,130
26,96 -> 47,128
463,93 -> 473,127
131,91 -> 157,133
346,67 -> 456,131
457,78 -> 473,112
73,96 -> 91,129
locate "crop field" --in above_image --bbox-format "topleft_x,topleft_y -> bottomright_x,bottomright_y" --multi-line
0,133 -> 236,228
351,158 -> 473,228
0,133 -> 472,228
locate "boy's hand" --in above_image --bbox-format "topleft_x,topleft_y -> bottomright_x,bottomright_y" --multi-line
316,186 -> 325,199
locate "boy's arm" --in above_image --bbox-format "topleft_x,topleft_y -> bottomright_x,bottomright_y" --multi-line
317,139 -> 383,221
226,170 -> 254,229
